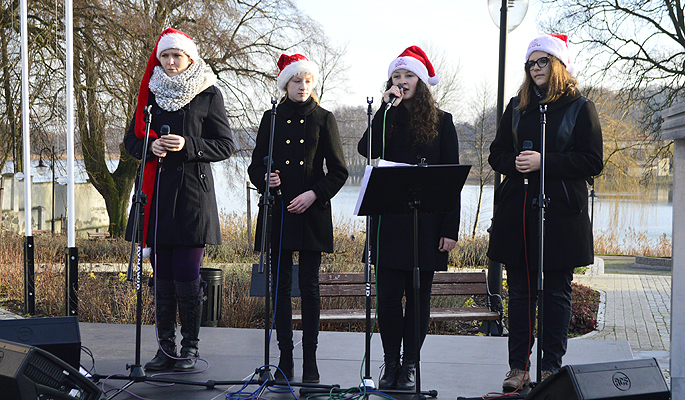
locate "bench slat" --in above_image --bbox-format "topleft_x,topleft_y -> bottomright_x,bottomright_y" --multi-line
318,282 -> 489,297
292,307 -> 499,323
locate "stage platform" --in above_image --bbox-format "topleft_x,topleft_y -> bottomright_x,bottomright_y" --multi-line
80,322 -> 634,400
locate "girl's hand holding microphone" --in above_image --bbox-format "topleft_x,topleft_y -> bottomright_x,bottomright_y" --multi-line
383,84 -> 405,107
153,134 -> 186,158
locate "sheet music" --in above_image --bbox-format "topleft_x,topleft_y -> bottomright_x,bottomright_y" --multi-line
354,160 -> 414,216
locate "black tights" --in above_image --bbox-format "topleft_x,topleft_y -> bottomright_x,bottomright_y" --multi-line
272,249 -> 321,351
506,251 -> 574,372
376,268 -> 434,362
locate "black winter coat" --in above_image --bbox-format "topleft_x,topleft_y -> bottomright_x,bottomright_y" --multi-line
487,89 -> 603,271
248,97 -> 348,253
357,102 -> 460,271
124,86 -> 235,246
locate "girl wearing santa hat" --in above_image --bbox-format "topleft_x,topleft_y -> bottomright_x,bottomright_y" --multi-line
124,28 -> 234,372
357,45 -> 460,390
248,54 -> 348,383
488,34 -> 603,392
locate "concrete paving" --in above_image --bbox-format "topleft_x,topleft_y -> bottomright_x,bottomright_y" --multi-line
0,255 -> 674,398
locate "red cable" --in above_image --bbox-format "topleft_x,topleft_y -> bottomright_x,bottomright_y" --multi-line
481,187 -> 533,400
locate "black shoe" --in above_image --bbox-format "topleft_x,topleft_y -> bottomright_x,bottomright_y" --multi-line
174,349 -> 198,371
379,357 -> 401,390
302,345 -> 320,383
396,361 -> 416,390
275,352 -> 294,383
144,349 -> 176,371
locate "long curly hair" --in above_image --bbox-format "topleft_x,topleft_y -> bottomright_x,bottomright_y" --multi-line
385,78 -> 440,146
517,54 -> 577,110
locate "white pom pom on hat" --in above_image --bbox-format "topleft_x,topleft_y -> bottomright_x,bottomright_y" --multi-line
526,34 -> 575,75
387,45 -> 440,86
276,53 -> 319,92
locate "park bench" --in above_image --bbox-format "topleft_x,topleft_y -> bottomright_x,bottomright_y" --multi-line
87,231 -> 111,240
250,266 -> 503,335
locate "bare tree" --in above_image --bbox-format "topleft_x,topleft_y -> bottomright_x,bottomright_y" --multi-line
537,0 -> 683,179
458,81 -> 497,237
539,0 -> 685,108
14,0 -> 347,237
419,42 -> 463,119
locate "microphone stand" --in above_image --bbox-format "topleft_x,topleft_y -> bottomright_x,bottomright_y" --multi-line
533,104 -> 549,385
94,101 -> 330,398
256,96 -> 278,384
255,97 -> 339,397
363,96 -> 375,390
93,105 -> 152,398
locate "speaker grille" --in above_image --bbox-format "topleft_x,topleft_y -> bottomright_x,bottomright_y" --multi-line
24,352 -> 66,389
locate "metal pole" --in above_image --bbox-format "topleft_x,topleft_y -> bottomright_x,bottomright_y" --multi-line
20,0 -> 35,315
486,0 -> 509,334
51,146 -> 55,233
247,181 -> 252,251
65,0 -> 78,316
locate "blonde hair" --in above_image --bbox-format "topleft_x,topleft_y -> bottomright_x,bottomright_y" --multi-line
517,55 -> 577,110
280,72 -> 319,104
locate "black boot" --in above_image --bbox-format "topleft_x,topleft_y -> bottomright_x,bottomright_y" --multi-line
299,253 -> 321,383
273,273 -> 295,383
174,278 -> 204,371
396,357 -> 416,390
379,354 -> 401,390
274,346 -> 294,383
302,345 -> 320,383
145,279 -> 177,371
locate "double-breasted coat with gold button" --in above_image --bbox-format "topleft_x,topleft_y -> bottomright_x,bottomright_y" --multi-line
248,97 -> 348,253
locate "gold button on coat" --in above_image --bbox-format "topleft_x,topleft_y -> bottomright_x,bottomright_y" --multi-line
299,139 -> 304,144
286,139 -> 291,144
285,160 -> 290,164
300,119 -> 304,123
299,161 -> 304,165
287,120 -> 291,124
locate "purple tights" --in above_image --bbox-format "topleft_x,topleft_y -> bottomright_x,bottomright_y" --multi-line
151,245 -> 205,282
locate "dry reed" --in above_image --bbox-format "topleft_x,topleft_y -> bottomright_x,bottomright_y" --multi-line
0,210 -> 671,330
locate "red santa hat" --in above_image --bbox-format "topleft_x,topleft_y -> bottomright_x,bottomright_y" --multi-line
387,45 -> 440,86
525,34 -> 575,75
132,27 -> 198,246
276,53 -> 319,92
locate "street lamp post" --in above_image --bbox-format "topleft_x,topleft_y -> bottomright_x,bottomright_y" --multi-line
37,146 -> 55,233
486,0 -> 528,335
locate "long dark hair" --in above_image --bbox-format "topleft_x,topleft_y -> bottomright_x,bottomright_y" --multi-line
385,78 -> 440,145
517,54 -> 577,110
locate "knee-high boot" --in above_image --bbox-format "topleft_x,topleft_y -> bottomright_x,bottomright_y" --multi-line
274,291 -> 294,382
174,277 -> 204,371
300,251 -> 321,383
145,279 -> 177,371
300,285 -> 320,383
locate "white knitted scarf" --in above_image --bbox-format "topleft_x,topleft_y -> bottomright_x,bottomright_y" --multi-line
148,58 -> 217,112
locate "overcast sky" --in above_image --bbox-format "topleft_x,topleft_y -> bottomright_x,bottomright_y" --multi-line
295,0 -> 546,119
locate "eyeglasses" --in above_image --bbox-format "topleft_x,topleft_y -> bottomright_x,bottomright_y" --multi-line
525,57 -> 550,70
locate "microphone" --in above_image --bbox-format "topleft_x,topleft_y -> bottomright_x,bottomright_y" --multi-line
263,156 -> 282,197
158,125 -> 170,165
522,140 -> 533,188
386,85 -> 406,110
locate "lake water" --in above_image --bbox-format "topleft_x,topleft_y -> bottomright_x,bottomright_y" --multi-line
212,162 -> 673,240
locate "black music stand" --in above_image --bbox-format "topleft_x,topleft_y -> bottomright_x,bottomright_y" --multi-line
358,162 -> 470,400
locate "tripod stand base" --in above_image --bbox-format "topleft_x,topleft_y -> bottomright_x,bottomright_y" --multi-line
361,378 -> 376,389
300,386 -> 437,398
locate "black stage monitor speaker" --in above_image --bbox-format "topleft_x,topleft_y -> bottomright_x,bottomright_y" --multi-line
0,338 -> 102,400
0,316 -> 81,370
525,358 -> 670,400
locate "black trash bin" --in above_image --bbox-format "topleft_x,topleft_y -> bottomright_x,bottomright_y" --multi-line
200,268 -> 223,327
